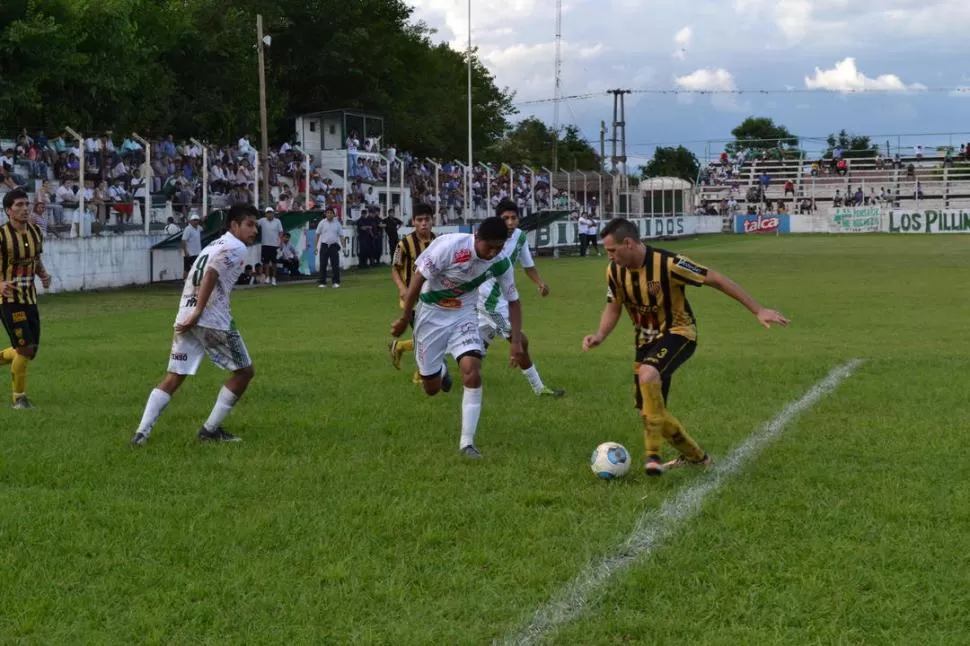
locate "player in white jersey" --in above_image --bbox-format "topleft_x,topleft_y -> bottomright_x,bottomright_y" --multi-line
477,199 -> 564,398
390,216 -> 525,458
130,205 -> 260,446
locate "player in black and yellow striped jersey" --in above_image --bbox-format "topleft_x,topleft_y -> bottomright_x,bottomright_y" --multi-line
389,203 -> 436,384
0,188 -> 53,409
582,217 -> 789,477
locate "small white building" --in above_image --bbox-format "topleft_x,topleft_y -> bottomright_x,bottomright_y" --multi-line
639,176 -> 693,216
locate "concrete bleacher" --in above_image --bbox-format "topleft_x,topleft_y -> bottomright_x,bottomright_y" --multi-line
696,147 -> 970,215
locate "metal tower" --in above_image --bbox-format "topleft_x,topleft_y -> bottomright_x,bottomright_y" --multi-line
552,0 -> 563,171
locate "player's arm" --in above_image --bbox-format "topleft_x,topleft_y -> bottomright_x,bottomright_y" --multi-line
703,270 -> 790,328
518,240 -> 549,296
390,272 -> 425,337
35,255 -> 51,289
583,300 -> 622,351
176,267 -> 219,331
583,267 -> 623,351
390,245 -> 408,297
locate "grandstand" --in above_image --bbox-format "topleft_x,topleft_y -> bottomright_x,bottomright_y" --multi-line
693,137 -> 970,219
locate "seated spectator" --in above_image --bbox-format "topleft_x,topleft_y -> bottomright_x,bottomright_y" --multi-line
237,264 -> 256,286
277,232 -> 302,276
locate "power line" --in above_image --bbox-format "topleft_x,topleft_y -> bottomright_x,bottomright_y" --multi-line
514,86 -> 970,106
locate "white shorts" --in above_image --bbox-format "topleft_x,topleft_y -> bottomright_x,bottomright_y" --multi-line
167,326 -> 252,376
413,306 -> 484,378
478,305 -> 512,346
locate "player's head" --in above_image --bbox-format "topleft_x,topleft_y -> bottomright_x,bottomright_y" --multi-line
599,217 -> 643,267
324,207 -> 336,220
474,216 -> 510,260
412,203 -> 433,234
495,199 -> 518,231
2,187 -> 29,224
227,204 -> 260,244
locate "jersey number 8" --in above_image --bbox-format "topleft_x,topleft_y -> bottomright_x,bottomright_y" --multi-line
192,254 -> 210,287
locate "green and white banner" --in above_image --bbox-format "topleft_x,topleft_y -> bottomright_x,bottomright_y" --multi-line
831,206 -> 881,233
887,209 -> 970,234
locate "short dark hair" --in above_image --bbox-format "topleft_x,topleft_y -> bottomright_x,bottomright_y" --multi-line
2,187 -> 29,210
495,199 -> 518,217
476,216 -> 510,243
413,202 -> 434,218
599,217 -> 640,243
226,204 -> 258,226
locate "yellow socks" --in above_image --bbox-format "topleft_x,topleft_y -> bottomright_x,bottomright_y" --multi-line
398,338 -> 414,352
11,353 -> 28,400
0,347 -> 15,365
638,381 -> 666,461
639,380 -> 705,461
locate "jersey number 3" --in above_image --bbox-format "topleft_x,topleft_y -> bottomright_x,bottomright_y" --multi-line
192,254 -> 210,287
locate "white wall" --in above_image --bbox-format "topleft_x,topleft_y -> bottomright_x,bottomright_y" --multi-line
43,233 -> 168,293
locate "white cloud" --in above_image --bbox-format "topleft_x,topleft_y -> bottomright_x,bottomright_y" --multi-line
675,68 -> 736,92
804,57 -> 927,93
672,26 -> 691,59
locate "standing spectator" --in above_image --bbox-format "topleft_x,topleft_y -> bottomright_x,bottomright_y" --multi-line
382,209 -> 402,262
315,208 -> 342,288
257,207 -> 284,286
577,211 -> 594,257
181,214 -> 203,278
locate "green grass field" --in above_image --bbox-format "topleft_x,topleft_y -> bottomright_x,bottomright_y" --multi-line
1,234 -> 968,645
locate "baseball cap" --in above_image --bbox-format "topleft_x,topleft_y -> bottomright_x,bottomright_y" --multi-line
189,214 -> 200,221
264,206 -> 275,213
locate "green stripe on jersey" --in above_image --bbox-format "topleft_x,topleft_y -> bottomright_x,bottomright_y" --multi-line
484,231 -> 527,312
420,256 -> 512,305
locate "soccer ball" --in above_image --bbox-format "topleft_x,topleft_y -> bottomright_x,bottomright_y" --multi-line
590,441 -> 631,480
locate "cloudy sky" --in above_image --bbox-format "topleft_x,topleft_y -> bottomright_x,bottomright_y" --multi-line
408,0 -> 970,167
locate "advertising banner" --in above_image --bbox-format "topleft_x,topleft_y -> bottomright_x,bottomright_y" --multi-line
734,214 -> 790,234
888,210 -> 970,234
831,207 -> 881,233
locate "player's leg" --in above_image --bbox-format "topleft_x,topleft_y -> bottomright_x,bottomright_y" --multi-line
389,312 -> 414,368
131,330 -> 202,445
635,336 -> 708,475
449,320 -> 486,457
488,304 -> 563,397
3,304 -> 41,408
197,327 -> 254,442
413,310 -> 451,396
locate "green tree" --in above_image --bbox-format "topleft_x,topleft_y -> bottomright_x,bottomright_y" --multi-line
0,0 -> 516,153
639,146 -> 699,182
727,116 -> 799,155
822,129 -> 879,159
483,117 -> 599,170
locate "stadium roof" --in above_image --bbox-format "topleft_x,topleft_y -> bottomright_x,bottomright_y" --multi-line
638,177 -> 693,191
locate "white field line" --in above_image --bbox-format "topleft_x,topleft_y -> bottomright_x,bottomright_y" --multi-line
498,359 -> 864,646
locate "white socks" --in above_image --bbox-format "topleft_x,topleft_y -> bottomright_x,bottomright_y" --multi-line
204,386 -> 239,432
136,388 -> 171,436
460,386 -> 483,449
522,365 -> 545,394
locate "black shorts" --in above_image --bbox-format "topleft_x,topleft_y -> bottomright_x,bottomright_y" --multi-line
0,303 -> 41,353
261,245 -> 278,264
409,310 -> 415,330
184,255 -> 198,273
632,334 -> 696,408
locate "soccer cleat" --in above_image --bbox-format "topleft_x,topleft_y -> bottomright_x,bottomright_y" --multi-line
538,387 -> 565,398
333,283 -> 340,288
644,456 -> 664,477
12,395 -> 34,409
662,453 -> 713,470
389,340 -> 403,370
318,284 -> 328,288
441,369 -> 453,393
198,425 -> 243,443
131,432 -> 149,447
459,444 -> 483,459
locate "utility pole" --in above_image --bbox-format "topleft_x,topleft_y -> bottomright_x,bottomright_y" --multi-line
608,89 -> 630,216
256,14 -> 270,207
599,120 -> 606,169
